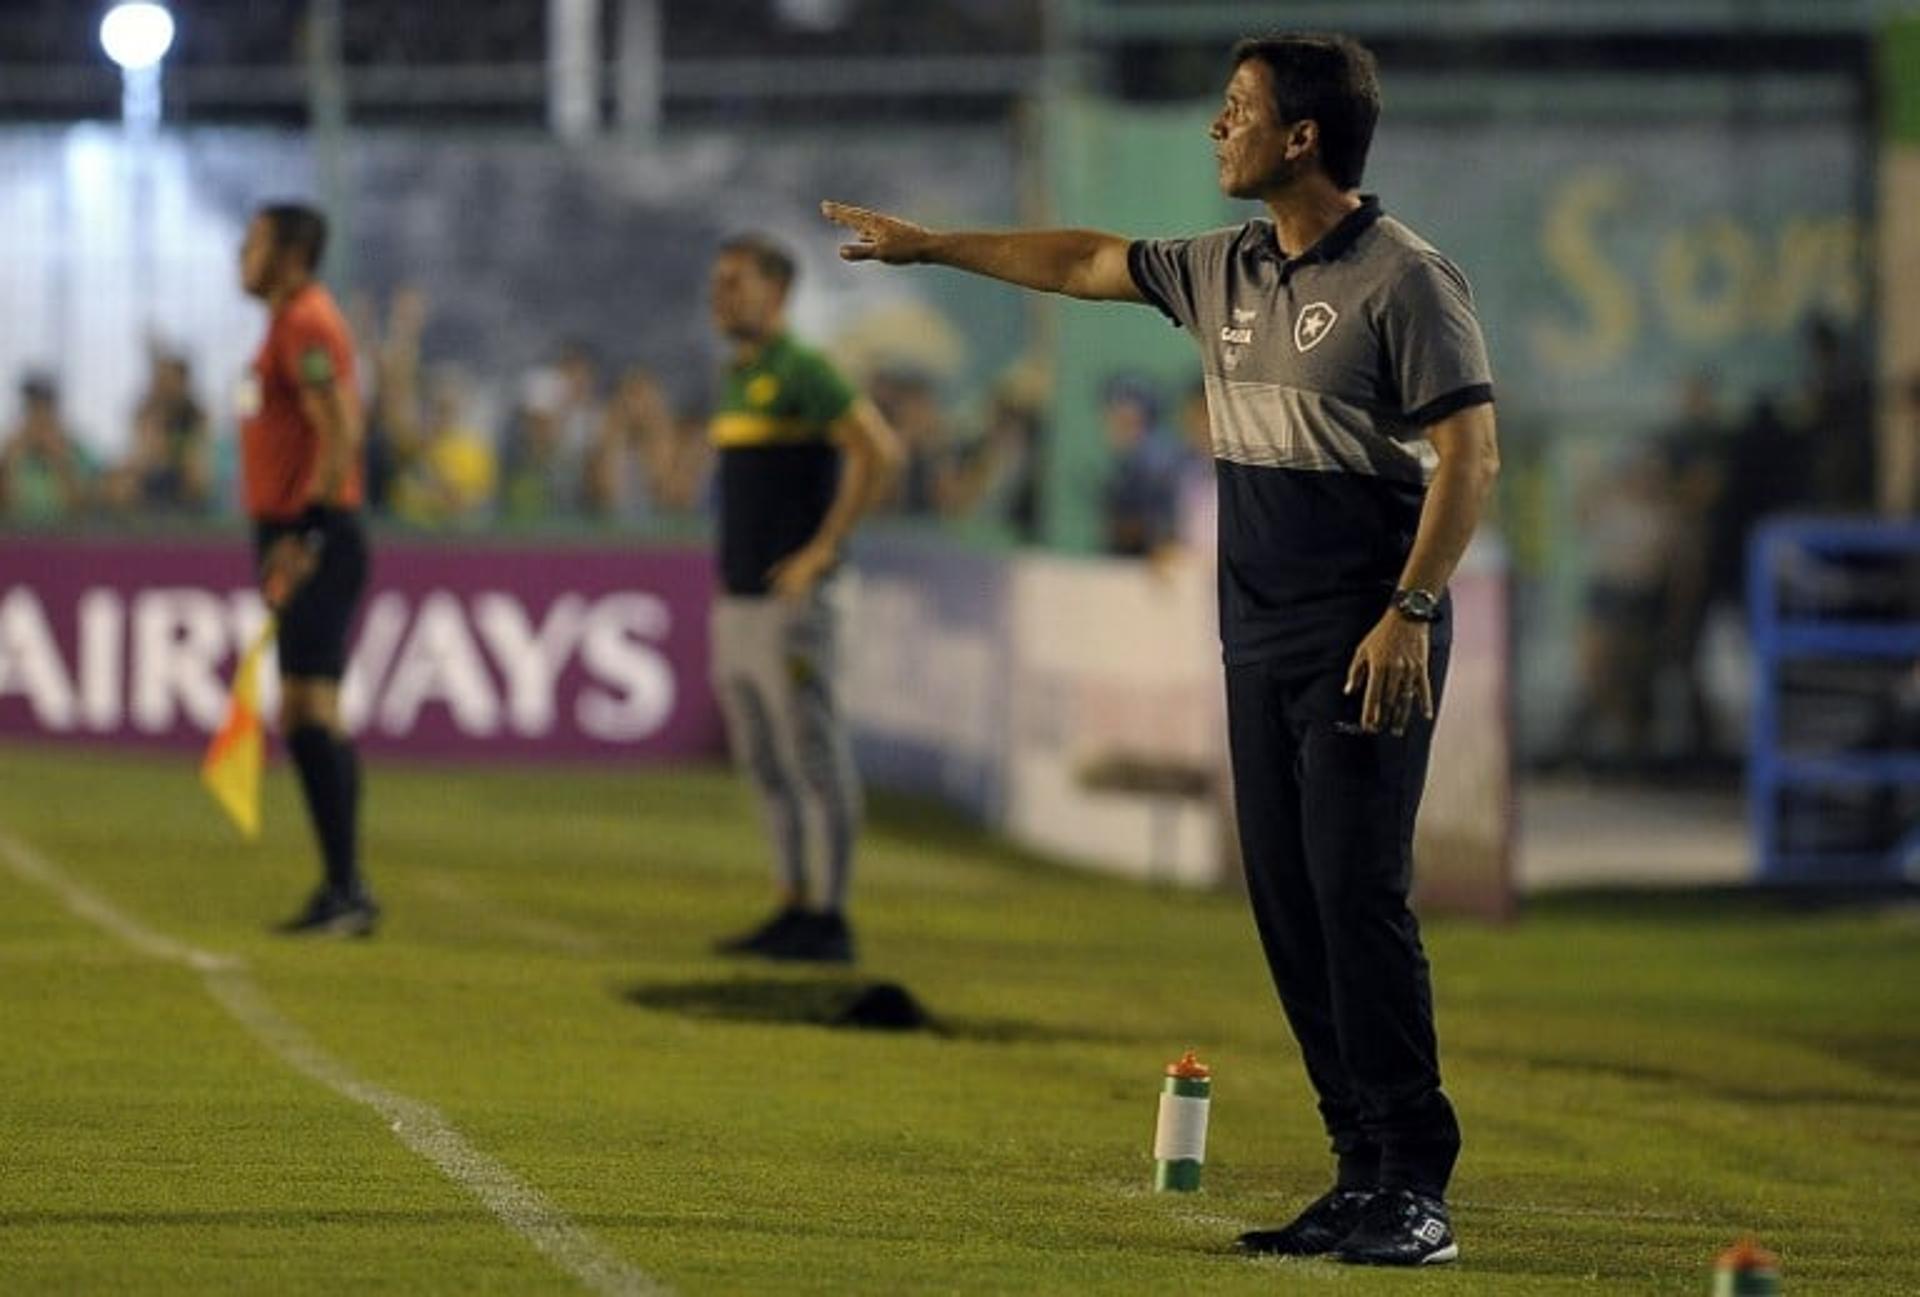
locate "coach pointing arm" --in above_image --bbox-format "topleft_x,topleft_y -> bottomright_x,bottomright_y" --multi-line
821,198 -> 1499,735
822,201 -> 1146,302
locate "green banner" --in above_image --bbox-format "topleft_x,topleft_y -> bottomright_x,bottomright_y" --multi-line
1885,15 -> 1920,144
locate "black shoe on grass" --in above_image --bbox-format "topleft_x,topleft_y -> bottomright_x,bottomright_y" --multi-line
765,911 -> 855,964
276,888 -> 379,938
1332,1188 -> 1457,1266
713,906 -> 810,957
1236,1187 -> 1377,1257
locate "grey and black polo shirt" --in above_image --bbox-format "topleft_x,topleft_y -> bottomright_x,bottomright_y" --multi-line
1128,195 -> 1493,673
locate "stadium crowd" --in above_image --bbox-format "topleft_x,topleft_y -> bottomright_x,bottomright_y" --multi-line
1558,317 -> 1907,773
0,284 -> 1232,558
2,301 -> 1906,604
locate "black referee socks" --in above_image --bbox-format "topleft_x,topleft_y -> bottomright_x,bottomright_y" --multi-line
288,725 -> 363,900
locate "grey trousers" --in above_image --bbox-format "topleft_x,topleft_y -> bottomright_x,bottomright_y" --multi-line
711,584 -> 863,910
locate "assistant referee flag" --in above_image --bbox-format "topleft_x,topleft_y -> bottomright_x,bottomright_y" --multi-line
202,621 -> 274,839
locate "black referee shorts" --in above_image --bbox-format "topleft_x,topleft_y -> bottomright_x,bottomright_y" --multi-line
254,507 -> 370,682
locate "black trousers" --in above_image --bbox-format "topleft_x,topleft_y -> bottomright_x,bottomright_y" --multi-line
1226,630 -> 1460,1198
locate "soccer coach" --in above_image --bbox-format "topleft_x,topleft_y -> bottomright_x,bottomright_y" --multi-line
238,203 -> 378,937
824,33 -> 1497,1267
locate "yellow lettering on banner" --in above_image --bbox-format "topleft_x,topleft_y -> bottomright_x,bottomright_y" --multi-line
1763,215 -> 1863,328
1658,217 -> 1757,344
1530,167 -> 1867,378
1658,215 -> 1864,342
1528,170 -> 1637,377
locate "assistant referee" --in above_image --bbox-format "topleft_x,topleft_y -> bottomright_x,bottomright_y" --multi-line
238,203 -> 377,937
824,32 -> 1498,1267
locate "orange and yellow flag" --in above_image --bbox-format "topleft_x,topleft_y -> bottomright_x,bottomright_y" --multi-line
201,621 -> 274,839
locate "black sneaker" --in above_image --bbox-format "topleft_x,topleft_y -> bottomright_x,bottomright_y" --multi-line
1236,1187 -> 1376,1257
276,889 -> 379,938
1332,1188 -> 1458,1266
713,906 -> 810,957
765,911 -> 855,964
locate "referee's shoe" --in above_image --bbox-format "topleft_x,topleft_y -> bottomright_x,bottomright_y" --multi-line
1332,1188 -> 1458,1266
276,887 -> 379,938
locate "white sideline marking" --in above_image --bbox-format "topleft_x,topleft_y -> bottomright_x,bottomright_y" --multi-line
0,827 -> 665,1297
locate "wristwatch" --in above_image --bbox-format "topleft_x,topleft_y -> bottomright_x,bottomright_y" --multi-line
1392,587 -> 1442,623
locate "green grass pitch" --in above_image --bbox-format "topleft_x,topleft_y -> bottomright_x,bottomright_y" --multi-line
0,744 -> 1915,1293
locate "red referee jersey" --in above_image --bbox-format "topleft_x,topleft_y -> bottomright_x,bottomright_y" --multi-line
241,282 -> 363,521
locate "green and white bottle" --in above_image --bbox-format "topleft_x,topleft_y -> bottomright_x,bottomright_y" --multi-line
1152,1050 -> 1212,1192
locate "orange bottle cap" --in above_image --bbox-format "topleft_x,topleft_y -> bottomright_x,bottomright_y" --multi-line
1716,1238 -> 1779,1271
1166,1049 -> 1211,1079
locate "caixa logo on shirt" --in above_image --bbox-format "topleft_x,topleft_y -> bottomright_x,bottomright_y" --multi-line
1220,307 -> 1258,370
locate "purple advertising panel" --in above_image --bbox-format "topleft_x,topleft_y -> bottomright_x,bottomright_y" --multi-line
0,533 -> 725,761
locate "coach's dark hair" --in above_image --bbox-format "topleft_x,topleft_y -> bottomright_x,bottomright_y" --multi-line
718,232 -> 797,294
257,203 -> 329,273
1231,33 -> 1381,190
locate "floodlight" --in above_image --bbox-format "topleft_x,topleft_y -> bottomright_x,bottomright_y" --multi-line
100,2 -> 175,73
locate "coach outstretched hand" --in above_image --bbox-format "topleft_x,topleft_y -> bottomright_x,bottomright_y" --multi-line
822,201 -> 931,264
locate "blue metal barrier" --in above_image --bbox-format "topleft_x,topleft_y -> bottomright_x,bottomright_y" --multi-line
1747,517 -> 1920,883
